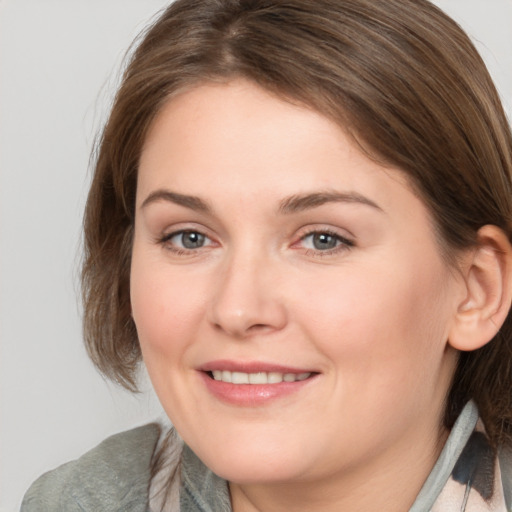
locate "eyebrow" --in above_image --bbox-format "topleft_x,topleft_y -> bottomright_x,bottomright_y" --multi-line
278,191 -> 383,214
140,188 -> 382,215
141,189 -> 212,213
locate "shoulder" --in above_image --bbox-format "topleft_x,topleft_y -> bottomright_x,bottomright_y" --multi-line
21,423 -> 161,512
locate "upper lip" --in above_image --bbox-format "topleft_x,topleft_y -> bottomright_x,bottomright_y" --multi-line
199,360 -> 317,374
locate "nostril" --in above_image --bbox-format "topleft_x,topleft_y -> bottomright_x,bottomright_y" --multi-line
248,323 -> 271,332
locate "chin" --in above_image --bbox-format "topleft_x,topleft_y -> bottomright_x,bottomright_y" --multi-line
210,459 -> 304,485
189,436 -> 310,484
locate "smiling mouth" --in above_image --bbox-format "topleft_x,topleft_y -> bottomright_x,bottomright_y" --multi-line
207,370 -> 314,384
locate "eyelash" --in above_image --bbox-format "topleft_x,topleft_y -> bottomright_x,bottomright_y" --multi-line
297,229 -> 354,257
158,230 -> 214,255
157,228 -> 355,257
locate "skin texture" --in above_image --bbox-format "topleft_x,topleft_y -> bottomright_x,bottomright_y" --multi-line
131,80 -> 468,511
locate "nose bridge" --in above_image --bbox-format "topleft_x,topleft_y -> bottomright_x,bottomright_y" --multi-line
208,242 -> 287,338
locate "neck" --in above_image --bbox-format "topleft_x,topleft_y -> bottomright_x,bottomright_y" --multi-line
229,422 -> 448,512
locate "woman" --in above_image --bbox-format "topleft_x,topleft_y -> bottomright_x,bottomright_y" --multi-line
22,0 -> 512,510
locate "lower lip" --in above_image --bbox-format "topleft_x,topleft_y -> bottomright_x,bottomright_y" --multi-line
199,372 -> 317,406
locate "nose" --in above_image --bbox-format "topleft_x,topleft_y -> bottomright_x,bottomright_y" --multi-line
207,251 -> 288,339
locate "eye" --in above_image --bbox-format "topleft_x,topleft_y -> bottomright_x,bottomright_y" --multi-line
304,232 -> 339,250
299,230 -> 354,253
161,230 -> 213,251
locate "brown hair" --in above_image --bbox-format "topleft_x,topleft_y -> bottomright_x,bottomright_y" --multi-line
82,0 -> 512,447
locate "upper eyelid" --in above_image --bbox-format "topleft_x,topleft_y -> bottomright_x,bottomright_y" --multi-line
162,228 -> 204,238
300,228 -> 350,237
160,223 -> 213,238
296,225 -> 355,242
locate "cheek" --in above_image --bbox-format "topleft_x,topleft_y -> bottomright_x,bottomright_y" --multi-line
294,256 -> 454,397
130,253 -> 213,423
130,253 -> 207,360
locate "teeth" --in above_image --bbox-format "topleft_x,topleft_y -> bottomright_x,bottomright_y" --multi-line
249,372 -> 267,384
268,372 -> 283,384
231,372 -> 249,384
210,370 -> 312,384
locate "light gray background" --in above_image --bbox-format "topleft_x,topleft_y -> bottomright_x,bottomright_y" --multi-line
0,1 -> 511,511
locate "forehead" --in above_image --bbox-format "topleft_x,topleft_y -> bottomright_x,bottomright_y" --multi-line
136,79 -> 449,268
139,80 -> 410,204
140,80 -> 351,171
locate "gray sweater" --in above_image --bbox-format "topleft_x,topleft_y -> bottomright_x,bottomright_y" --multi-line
21,424 -> 160,512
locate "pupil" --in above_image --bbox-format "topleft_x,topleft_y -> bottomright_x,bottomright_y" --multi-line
182,232 -> 204,249
313,233 -> 336,250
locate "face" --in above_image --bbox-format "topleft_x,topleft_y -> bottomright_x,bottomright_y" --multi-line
131,80 -> 462,486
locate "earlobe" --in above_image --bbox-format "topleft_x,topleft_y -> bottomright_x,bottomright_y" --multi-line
449,225 -> 512,351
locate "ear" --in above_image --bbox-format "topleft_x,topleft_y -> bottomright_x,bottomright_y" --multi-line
449,225 -> 512,351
